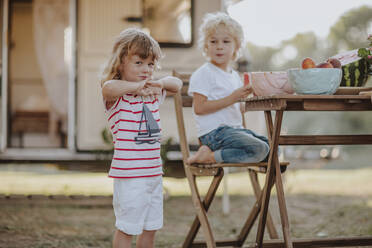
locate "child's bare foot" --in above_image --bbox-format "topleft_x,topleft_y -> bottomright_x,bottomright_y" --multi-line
187,145 -> 216,164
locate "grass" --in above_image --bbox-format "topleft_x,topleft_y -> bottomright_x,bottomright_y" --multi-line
1,194 -> 371,247
2,166 -> 372,197
1,157 -> 372,247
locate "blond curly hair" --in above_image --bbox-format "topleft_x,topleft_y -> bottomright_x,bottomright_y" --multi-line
198,12 -> 244,61
100,28 -> 163,87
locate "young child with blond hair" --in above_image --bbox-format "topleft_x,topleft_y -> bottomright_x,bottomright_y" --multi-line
187,12 -> 269,165
101,28 -> 182,248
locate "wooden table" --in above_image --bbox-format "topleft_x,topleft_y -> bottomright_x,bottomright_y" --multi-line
243,95 -> 372,248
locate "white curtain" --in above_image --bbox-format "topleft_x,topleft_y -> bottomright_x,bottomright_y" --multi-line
32,0 -> 69,136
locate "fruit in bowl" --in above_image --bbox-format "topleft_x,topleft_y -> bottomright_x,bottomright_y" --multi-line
287,68 -> 342,95
326,58 -> 342,68
302,57 -> 316,69
249,71 -> 294,96
301,57 -> 342,69
316,62 -> 333,68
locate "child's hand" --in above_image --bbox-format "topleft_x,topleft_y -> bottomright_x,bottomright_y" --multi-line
232,85 -> 253,100
146,80 -> 163,96
144,80 -> 163,97
135,80 -> 163,97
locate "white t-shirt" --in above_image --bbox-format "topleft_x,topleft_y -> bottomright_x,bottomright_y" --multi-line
188,63 -> 243,137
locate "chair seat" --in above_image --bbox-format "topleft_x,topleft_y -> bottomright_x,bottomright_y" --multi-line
189,161 -> 289,173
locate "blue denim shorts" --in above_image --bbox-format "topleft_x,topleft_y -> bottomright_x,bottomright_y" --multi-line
199,125 -> 270,163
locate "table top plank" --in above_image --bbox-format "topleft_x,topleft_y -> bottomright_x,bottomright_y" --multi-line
243,95 -> 372,111
243,94 -> 372,101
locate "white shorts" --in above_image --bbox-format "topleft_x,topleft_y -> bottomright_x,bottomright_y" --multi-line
113,176 -> 163,235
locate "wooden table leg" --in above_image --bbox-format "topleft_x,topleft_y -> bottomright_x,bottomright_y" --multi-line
256,110 -> 293,248
249,170 -> 279,239
269,111 -> 292,248
237,174 -> 276,246
274,145 -> 293,247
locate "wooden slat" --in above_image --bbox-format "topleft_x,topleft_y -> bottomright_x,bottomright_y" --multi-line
279,135 -> 372,145
244,95 -> 372,101
174,93 -> 191,160
244,95 -> 372,112
191,238 -> 239,247
189,166 -> 219,176
303,99 -> 372,111
334,87 -> 372,95
246,236 -> 372,248
12,111 -> 49,133
244,99 -> 287,111
190,162 -> 289,168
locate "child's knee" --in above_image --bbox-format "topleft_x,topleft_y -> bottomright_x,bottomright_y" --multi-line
143,230 -> 156,235
257,142 -> 270,162
117,229 -> 133,237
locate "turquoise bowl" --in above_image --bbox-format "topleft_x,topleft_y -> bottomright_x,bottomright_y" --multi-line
287,68 -> 342,95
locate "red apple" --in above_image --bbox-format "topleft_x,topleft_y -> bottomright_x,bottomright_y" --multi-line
326,58 -> 341,68
301,57 -> 316,69
316,62 -> 333,68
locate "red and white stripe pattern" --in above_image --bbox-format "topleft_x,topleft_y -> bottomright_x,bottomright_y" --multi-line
106,92 -> 166,178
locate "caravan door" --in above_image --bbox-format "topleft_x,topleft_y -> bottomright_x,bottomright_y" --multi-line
76,0 -> 141,150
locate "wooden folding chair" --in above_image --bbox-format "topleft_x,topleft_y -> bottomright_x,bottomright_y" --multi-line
172,71 -> 289,247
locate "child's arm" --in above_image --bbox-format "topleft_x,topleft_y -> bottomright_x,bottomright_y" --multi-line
102,80 -> 146,101
193,86 -> 252,115
150,76 -> 183,95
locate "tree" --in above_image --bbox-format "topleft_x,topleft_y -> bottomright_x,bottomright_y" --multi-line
327,6 -> 372,56
245,43 -> 279,71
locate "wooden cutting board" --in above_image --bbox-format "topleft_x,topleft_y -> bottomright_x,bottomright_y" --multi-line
334,87 -> 372,95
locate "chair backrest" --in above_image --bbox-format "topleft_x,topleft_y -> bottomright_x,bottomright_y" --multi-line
172,70 -> 192,162
172,70 -> 247,164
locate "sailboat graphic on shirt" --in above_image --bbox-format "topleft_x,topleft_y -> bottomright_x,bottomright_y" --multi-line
134,103 -> 161,144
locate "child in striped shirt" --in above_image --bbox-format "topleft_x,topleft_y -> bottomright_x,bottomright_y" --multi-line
100,28 -> 182,248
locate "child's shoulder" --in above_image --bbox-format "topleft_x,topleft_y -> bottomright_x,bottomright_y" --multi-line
191,63 -> 213,80
193,63 -> 213,74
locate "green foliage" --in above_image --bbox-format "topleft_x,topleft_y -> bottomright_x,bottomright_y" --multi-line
101,128 -> 113,150
245,5 -> 372,72
160,137 -> 173,162
246,43 -> 279,71
328,6 -> 372,55
357,34 -> 372,66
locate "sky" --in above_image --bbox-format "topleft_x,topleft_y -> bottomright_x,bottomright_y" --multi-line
228,0 -> 372,47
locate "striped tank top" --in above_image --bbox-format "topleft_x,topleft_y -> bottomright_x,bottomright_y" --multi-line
106,92 -> 165,178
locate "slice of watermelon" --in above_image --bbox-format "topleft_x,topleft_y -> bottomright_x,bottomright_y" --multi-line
331,49 -> 370,87
244,72 -> 250,86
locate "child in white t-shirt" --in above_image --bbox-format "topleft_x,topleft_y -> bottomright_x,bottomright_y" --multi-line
187,12 -> 269,164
